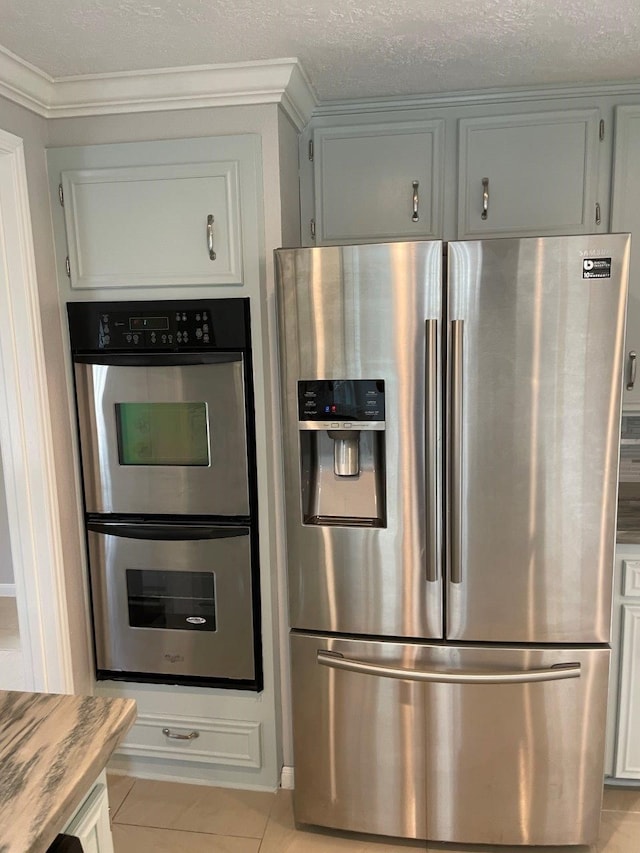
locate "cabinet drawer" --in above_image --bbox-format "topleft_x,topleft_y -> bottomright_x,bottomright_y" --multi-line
115,712 -> 261,768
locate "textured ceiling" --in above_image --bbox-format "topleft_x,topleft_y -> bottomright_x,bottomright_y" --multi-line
0,0 -> 639,102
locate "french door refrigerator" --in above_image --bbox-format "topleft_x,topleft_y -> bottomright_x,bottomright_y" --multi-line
275,235 -> 630,847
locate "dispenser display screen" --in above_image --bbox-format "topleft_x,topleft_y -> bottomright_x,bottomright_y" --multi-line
298,380 -> 385,421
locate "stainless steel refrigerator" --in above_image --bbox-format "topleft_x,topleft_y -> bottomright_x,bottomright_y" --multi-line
275,235 -> 629,846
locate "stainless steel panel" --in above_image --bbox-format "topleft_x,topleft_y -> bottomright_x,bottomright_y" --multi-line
88,525 -> 255,680
292,632 -> 609,846
276,242 -> 443,638
426,642 -> 609,846
447,235 -> 630,642
75,358 -> 249,515
291,632 -> 428,839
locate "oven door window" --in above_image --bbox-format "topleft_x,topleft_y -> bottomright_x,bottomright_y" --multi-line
126,568 -> 216,631
116,402 -> 210,466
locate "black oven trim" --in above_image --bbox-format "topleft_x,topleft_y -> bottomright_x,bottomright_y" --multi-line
68,298 -> 263,692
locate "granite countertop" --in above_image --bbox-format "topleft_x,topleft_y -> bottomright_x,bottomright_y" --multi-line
0,690 -> 136,853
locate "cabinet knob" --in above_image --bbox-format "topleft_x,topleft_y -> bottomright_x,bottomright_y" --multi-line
481,177 -> 489,220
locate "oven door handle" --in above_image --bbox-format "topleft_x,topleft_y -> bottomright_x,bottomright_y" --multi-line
86,522 -> 250,541
73,352 -> 243,367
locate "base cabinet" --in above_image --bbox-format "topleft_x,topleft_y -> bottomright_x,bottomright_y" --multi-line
609,551 -> 640,780
59,776 -> 114,853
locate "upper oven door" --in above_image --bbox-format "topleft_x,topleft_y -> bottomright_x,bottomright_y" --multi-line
74,353 -> 250,516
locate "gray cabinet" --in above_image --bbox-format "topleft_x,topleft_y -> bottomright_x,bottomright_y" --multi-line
306,109 -> 602,247
457,110 -> 601,238
312,121 -> 444,244
611,106 -> 640,407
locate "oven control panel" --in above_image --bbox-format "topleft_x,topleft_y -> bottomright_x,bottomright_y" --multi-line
67,299 -> 249,352
97,309 -> 214,349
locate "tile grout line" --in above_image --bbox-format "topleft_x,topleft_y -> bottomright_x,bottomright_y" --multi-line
109,777 -> 137,823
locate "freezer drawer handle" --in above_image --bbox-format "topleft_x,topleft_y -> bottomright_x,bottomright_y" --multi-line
317,651 -> 581,684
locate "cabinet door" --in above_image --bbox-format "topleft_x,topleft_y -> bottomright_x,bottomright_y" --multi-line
313,121 -> 444,244
458,110 -> 600,238
614,603 -> 640,779
63,783 -> 114,853
612,106 -> 640,407
61,161 -> 242,289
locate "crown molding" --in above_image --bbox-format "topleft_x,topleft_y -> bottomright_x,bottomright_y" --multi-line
0,46 -> 317,130
313,80 -> 640,117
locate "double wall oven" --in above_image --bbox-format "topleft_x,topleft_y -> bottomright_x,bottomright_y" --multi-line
68,299 -> 261,689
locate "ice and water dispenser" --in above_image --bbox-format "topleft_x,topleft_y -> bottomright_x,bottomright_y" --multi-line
297,379 -> 386,527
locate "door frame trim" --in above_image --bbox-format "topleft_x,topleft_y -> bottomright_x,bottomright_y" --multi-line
0,126 -> 74,692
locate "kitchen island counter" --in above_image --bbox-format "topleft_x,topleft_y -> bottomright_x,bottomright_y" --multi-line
0,690 -> 136,853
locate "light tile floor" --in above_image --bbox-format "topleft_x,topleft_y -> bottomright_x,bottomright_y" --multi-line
0,596 -> 23,690
107,776 -> 640,853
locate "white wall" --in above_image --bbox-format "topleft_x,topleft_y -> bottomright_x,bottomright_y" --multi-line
0,94 -> 92,691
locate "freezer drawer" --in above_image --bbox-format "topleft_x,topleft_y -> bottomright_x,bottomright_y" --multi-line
291,633 -> 609,846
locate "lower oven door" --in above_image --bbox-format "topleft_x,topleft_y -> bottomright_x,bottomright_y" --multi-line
87,521 -> 257,685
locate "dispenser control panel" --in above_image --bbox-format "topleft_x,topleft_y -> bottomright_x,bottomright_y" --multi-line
298,380 -> 385,421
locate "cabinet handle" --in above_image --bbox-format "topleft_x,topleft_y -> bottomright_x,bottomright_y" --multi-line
628,351 -> 637,391
481,177 -> 489,220
595,202 -> 602,226
162,727 -> 200,741
206,214 -> 216,261
412,180 -> 420,222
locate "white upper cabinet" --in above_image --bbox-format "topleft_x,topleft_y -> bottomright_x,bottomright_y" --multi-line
62,162 -> 242,289
457,110 -> 601,238
312,121 -> 445,244
611,106 -> 640,408
49,135 -> 262,296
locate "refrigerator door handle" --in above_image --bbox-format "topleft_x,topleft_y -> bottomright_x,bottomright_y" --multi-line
425,318 -> 439,582
449,319 -> 464,584
317,650 -> 581,684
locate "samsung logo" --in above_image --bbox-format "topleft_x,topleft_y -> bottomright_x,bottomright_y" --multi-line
580,248 -> 608,257
164,653 -> 185,664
